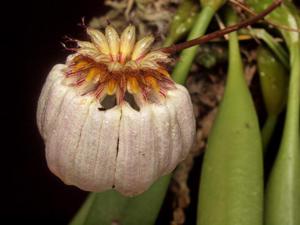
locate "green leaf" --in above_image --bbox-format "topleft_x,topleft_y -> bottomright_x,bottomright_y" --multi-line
246,1 -> 300,224
171,5 -> 218,84
70,175 -> 171,225
163,0 -> 199,47
256,46 -> 288,149
197,7 -> 263,225
251,29 -> 289,69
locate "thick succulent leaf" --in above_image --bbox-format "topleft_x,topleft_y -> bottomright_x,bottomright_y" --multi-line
246,1 -> 300,224
70,175 -> 171,225
197,8 -> 263,225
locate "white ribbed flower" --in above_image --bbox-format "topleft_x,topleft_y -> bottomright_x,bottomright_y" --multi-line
37,25 -> 195,196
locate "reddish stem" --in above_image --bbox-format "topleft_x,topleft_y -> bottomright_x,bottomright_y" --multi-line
159,0 -> 283,54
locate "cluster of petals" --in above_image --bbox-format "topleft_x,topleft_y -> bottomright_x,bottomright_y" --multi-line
64,25 -> 173,103
37,25 -> 196,196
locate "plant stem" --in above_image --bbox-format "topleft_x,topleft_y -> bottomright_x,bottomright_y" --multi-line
163,0 -> 198,47
171,5 -> 215,84
161,0 -> 283,56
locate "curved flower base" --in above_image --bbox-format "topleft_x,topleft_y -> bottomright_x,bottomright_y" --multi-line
37,65 -> 195,196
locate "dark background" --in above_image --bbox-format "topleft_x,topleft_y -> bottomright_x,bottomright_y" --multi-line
5,1 -> 116,225
5,1 -> 106,224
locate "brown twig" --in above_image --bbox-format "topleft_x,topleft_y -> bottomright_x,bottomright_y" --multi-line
230,0 -> 300,33
159,0 -> 283,54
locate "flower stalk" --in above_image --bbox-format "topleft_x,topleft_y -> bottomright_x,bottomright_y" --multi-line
160,0 -> 283,55
170,5 -> 217,85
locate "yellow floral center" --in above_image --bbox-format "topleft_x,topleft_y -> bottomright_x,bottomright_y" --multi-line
64,25 -> 175,104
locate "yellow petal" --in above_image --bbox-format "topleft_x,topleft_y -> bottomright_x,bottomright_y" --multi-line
139,51 -> 170,70
105,26 -> 120,61
145,76 -> 160,92
87,27 -> 110,55
107,79 -> 117,95
131,35 -> 154,61
127,77 -> 140,94
85,67 -> 101,82
77,41 -> 97,49
75,60 -> 89,69
120,25 -> 136,64
157,68 -> 170,77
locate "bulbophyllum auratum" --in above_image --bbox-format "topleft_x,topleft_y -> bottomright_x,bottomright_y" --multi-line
36,1 -> 281,196
37,24 -> 196,196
